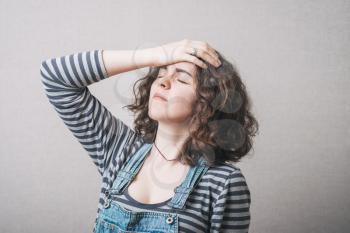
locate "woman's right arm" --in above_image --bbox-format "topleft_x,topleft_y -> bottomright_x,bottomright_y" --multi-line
40,49 -> 157,176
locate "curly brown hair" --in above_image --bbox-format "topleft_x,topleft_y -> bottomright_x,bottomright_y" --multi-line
123,51 -> 259,167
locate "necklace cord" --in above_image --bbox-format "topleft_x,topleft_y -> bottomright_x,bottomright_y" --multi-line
152,126 -> 178,162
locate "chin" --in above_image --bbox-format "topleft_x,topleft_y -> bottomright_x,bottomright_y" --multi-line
148,108 -> 166,121
148,105 -> 191,123
149,112 -> 190,125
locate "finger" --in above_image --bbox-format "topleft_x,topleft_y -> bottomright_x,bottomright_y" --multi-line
183,54 -> 208,69
194,41 -> 220,59
188,46 -> 220,67
200,50 -> 221,67
198,44 -> 220,63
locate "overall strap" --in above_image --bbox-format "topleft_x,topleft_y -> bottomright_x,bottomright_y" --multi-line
109,143 -> 153,195
167,156 -> 209,210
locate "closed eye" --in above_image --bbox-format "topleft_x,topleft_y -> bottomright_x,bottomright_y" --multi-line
157,75 -> 189,84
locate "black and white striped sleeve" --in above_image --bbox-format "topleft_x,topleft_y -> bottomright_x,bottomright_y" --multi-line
40,49 -> 138,176
210,169 -> 251,233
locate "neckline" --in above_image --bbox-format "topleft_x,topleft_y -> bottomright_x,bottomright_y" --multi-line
122,143 -> 185,208
121,143 -> 205,208
123,188 -> 171,208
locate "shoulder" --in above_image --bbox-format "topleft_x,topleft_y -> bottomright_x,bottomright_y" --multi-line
203,162 -> 250,199
205,162 -> 246,183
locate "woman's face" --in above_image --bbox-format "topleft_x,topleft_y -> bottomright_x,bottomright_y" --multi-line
148,62 -> 198,124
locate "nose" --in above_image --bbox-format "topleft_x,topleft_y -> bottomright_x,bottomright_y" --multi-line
158,70 -> 176,88
159,77 -> 170,88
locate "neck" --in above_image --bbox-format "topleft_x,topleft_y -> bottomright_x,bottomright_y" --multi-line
150,121 -> 190,167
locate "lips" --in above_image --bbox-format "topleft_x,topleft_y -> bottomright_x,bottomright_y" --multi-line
153,92 -> 168,101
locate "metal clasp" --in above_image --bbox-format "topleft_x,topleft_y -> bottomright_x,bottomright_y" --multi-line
166,214 -> 175,225
103,199 -> 110,208
103,189 -> 111,208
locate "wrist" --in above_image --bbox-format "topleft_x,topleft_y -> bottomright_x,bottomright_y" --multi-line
133,47 -> 161,68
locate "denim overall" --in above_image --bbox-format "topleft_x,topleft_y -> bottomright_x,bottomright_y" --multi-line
94,142 -> 210,233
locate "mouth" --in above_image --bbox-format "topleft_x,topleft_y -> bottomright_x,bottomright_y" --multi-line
153,92 -> 168,101
153,95 -> 168,101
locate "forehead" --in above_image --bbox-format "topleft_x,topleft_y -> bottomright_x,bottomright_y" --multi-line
161,62 -> 197,75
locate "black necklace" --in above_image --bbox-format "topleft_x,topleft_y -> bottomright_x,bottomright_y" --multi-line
153,141 -> 178,161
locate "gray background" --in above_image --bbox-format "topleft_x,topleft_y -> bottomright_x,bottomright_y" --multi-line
1,0 -> 349,232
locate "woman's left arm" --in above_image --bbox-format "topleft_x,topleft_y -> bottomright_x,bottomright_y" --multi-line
210,169 -> 251,233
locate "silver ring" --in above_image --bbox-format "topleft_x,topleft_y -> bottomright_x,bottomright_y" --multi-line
191,47 -> 198,57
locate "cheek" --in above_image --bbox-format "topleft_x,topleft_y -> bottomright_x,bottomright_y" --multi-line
167,90 -> 196,115
149,82 -> 157,99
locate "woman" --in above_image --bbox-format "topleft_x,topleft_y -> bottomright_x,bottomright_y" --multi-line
40,39 -> 258,233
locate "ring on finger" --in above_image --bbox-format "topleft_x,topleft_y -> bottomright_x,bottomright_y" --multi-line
190,47 -> 198,57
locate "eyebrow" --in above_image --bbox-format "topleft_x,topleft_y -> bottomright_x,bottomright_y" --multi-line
159,65 -> 193,78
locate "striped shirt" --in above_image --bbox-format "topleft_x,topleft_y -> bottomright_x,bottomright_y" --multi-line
40,49 -> 251,233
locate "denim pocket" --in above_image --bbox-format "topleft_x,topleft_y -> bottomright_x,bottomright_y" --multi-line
96,216 -> 150,233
